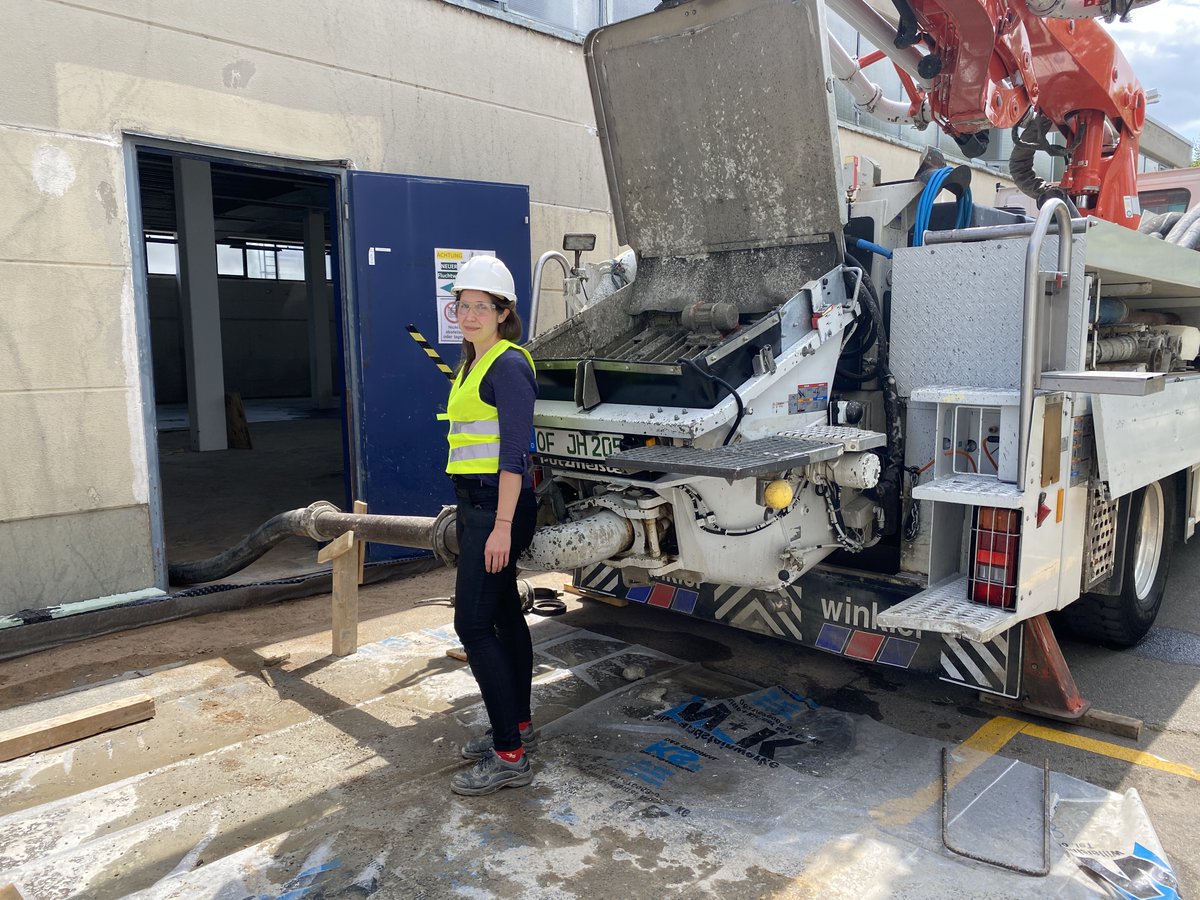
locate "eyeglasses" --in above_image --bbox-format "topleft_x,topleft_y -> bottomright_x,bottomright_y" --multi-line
452,300 -> 498,317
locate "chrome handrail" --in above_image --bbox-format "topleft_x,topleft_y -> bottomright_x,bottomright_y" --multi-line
529,250 -> 571,338
1018,198 -> 1076,484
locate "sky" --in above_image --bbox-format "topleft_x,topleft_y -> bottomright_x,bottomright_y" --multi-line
1105,0 -> 1200,145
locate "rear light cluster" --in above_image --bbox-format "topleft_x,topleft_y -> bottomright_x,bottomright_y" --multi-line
969,507 -> 1020,609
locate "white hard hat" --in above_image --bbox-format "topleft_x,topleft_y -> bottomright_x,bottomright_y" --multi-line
451,255 -> 517,304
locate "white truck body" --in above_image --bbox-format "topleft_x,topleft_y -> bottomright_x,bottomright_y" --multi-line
522,0 -> 1200,704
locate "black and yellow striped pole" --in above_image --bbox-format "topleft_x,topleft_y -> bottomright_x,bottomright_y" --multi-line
406,324 -> 455,381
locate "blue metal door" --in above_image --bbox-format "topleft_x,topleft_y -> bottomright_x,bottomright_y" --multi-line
346,172 -> 531,560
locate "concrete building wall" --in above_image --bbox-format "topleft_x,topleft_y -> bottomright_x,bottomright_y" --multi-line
0,0 -> 618,615
1140,119 -> 1194,171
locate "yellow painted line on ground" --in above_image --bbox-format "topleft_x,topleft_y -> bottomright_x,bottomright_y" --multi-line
1019,721 -> 1200,782
871,713 -> 1200,828
959,715 -> 1027,755
871,716 -> 1024,827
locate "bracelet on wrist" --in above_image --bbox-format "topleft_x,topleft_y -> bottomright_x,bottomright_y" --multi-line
496,517 -> 512,524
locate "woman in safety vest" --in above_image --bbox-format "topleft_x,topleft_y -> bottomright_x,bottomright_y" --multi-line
442,254 -> 540,796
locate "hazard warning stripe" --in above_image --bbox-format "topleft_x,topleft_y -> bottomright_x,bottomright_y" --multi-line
940,630 -> 1019,697
405,325 -> 455,380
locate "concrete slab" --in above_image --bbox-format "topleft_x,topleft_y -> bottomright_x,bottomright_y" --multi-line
0,604 -> 1177,899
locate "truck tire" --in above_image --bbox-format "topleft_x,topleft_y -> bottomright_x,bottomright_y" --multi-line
1063,477 -> 1176,647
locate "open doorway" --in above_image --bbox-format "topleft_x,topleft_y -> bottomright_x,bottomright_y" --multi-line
133,146 -> 349,585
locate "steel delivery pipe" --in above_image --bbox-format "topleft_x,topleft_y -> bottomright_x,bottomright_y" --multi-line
825,0 -> 932,88
923,218 -> 1088,244
168,502 -> 637,584
519,510 -> 635,573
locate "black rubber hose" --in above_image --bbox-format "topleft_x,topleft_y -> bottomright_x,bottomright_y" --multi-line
1010,117 -> 1057,204
1009,116 -> 1078,214
1175,215 -> 1200,250
856,269 -> 902,466
1165,203 -> 1200,245
1138,211 -> 1167,235
168,508 -> 314,585
836,292 -> 879,382
678,356 -> 745,446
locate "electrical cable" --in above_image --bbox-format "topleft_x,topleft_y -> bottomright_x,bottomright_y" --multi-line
836,265 -> 880,382
984,438 -> 999,472
679,483 -> 791,536
678,356 -> 745,446
912,167 -> 973,246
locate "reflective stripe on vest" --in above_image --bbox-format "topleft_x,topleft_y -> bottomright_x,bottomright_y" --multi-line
448,420 -> 499,436
443,339 -> 536,475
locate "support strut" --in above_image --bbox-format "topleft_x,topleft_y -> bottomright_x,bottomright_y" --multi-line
1019,614 -> 1091,720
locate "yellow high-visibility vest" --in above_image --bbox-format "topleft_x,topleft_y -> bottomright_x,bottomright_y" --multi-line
438,339 -> 535,475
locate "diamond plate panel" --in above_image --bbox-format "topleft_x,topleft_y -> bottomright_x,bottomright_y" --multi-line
891,234 -> 1087,397
606,436 -> 843,478
781,425 -> 887,452
875,576 -> 1022,642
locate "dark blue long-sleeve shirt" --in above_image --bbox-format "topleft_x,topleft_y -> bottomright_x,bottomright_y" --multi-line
476,348 -> 536,488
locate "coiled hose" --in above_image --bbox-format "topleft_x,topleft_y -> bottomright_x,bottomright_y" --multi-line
1165,202 -> 1200,249
911,167 -> 973,246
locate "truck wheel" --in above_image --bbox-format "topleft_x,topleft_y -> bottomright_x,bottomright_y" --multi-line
1063,477 -> 1176,647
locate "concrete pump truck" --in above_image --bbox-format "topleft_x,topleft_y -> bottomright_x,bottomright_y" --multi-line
180,0 -> 1200,723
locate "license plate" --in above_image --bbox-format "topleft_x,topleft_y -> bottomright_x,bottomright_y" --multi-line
534,427 -> 624,461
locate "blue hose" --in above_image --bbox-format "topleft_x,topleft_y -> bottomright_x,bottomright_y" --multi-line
912,167 -> 973,246
853,238 -> 893,259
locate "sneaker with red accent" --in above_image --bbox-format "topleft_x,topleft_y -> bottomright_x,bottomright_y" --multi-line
461,723 -> 538,760
450,749 -> 533,796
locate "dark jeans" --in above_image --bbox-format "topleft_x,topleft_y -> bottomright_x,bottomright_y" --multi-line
453,479 -> 538,752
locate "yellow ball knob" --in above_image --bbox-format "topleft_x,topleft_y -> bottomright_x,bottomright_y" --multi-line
762,479 -> 794,510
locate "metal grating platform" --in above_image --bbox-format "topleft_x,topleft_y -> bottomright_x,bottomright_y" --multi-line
875,576 -> 1023,642
911,475 -> 1025,509
606,435 -> 843,479
781,425 -> 887,452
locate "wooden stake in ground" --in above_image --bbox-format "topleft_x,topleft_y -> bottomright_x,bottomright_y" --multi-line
353,499 -> 368,584
318,530 -> 358,656
0,694 -> 155,763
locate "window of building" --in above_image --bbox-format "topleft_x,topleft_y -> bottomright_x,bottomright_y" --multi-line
451,0 -> 659,39
145,233 -> 179,276
144,235 -> 331,281
1139,188 -> 1191,216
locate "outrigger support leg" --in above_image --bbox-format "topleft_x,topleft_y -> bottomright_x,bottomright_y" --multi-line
1017,615 -> 1092,721
983,614 -> 1144,739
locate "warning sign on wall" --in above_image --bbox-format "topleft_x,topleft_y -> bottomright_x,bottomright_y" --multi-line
434,248 -> 493,344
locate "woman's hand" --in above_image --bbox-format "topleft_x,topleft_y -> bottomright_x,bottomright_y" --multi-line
484,524 -> 512,573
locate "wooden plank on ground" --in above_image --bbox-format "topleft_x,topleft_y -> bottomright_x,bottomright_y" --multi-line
562,583 -> 628,607
0,694 -> 155,763
981,696 -> 1143,741
0,883 -> 28,900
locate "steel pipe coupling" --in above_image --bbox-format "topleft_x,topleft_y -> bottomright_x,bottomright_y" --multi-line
300,501 -> 342,541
